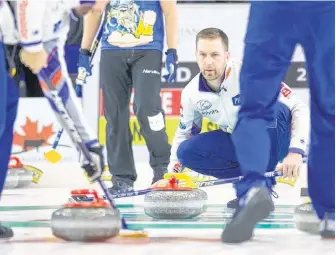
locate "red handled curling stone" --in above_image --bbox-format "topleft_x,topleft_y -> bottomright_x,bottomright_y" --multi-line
144,176 -> 208,219
5,156 -> 35,189
51,189 -> 121,242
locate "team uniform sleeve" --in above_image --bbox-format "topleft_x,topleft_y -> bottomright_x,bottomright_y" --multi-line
278,82 -> 310,156
16,0 -> 97,52
16,0 -> 47,52
169,88 -> 203,169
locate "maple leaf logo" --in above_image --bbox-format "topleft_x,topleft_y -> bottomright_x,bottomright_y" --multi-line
13,117 -> 55,152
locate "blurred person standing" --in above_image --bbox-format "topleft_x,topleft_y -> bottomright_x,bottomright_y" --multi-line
77,0 -> 178,194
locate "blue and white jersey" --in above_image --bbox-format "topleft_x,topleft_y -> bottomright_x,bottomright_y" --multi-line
15,0 -> 96,52
169,58 -> 310,168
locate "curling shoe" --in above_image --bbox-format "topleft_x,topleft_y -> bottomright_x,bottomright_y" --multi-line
0,223 -> 13,239
222,185 -> 274,243
152,167 -> 168,184
108,178 -> 134,195
320,212 -> 335,239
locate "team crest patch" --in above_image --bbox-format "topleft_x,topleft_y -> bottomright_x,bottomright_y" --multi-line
232,94 -> 241,106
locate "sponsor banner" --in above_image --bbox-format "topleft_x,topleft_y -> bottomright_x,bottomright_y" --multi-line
99,88 -> 182,117
159,62 -> 308,89
284,62 -> 309,89
98,88 -> 222,145
11,99 -> 78,163
98,88 -> 221,145
98,115 -> 221,146
98,88 -> 184,145
98,88 -> 310,145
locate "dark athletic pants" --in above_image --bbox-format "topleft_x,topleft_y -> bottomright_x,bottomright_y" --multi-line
177,102 -> 291,198
100,49 -> 171,184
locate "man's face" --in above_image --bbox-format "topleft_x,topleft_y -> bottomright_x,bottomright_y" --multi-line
196,38 -> 229,82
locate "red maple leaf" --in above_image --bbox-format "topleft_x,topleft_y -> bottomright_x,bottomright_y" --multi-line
13,117 -> 55,150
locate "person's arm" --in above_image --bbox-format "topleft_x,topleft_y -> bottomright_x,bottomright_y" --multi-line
81,11 -> 103,50
169,86 -> 203,172
16,0 -> 48,74
277,82 -> 310,178
160,0 -> 178,49
279,82 -> 310,156
16,0 -> 46,52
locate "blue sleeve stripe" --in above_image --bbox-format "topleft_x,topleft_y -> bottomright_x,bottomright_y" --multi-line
80,0 -> 95,5
20,41 -> 42,47
288,147 -> 305,156
85,139 -> 98,148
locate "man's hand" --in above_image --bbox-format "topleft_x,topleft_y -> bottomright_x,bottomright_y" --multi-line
82,144 -> 105,183
19,49 -> 48,74
277,152 -> 303,178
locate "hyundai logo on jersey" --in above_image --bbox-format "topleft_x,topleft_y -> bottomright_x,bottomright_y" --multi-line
232,94 -> 241,106
196,100 -> 212,111
202,109 -> 219,116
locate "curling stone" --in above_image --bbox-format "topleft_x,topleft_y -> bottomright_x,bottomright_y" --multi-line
5,156 -> 43,189
51,189 -> 121,242
294,201 -> 320,235
144,174 -> 208,219
4,167 -> 20,189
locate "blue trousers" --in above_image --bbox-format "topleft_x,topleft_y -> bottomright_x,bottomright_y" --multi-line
0,43 -> 19,194
232,2 -> 335,219
177,102 -> 291,198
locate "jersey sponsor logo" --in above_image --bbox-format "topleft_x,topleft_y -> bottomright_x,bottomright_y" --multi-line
232,94 -> 241,106
53,20 -> 62,33
19,0 -> 29,40
280,83 -> 293,98
143,69 -> 160,75
179,121 -> 186,129
201,109 -> 219,116
196,100 -> 212,111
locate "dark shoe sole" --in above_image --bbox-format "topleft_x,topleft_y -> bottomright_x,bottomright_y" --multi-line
228,199 -> 275,211
221,187 -> 274,244
321,231 -> 335,239
0,227 -> 14,239
227,199 -> 239,210
108,188 -> 134,195
320,215 -> 335,239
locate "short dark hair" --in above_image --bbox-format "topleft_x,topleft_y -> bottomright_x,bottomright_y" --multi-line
196,28 -> 229,51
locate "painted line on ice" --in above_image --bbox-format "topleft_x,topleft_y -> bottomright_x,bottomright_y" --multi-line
0,204 -> 296,211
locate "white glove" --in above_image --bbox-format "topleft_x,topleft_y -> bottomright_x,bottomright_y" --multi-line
167,161 -> 183,173
81,145 -> 104,182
